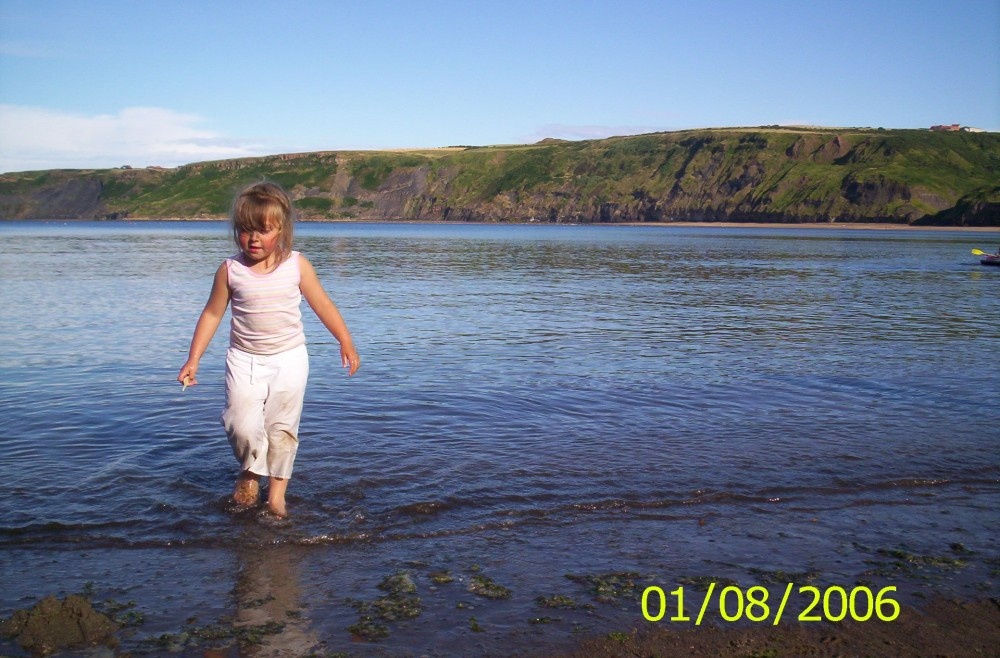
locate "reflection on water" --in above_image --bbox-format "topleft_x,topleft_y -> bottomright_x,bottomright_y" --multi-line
234,542 -> 319,656
0,221 -> 998,652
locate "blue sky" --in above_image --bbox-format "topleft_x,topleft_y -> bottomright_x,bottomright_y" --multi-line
1,0 -> 997,172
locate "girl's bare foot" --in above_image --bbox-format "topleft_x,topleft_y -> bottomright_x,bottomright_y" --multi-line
233,472 -> 260,506
267,476 -> 289,517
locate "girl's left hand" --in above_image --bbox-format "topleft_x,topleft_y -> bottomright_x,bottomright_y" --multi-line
341,344 -> 361,376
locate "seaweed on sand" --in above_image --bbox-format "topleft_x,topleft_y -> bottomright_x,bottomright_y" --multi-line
564,571 -> 653,604
348,571 -> 423,642
467,574 -> 512,600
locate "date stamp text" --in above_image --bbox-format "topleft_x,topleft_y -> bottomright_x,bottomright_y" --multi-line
641,584 -> 900,625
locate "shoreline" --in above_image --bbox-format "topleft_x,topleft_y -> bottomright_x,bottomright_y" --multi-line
5,217 -> 1000,232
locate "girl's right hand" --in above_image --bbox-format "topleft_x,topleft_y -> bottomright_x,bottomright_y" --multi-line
177,361 -> 198,387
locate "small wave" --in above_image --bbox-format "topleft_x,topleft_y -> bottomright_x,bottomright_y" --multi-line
3,473 -> 996,551
394,500 -> 455,517
0,519 -> 138,538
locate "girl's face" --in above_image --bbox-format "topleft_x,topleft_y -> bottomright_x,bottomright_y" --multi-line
237,223 -> 281,264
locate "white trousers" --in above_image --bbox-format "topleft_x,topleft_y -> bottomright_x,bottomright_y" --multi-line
221,344 -> 309,479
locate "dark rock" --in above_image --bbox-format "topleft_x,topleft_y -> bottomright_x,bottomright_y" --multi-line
0,594 -> 118,655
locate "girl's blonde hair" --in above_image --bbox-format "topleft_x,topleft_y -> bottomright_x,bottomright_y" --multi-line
231,181 -> 296,265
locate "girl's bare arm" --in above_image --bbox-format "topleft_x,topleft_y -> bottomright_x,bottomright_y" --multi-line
177,263 -> 231,385
298,255 -> 360,376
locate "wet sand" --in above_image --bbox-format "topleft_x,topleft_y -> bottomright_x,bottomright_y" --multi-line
2,541 -> 998,657
562,598 -> 1000,658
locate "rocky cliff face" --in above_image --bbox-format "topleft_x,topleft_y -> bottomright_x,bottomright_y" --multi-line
342,130 -> 995,225
915,185 -> 1000,226
0,175 -> 107,219
1,128 -> 997,225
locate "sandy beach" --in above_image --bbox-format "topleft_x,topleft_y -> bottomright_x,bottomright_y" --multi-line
562,596 -> 1000,658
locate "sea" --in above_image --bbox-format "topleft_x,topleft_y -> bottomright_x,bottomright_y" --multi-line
1,220 -> 998,656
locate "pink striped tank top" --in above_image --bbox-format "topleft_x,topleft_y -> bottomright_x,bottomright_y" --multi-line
227,251 -> 305,355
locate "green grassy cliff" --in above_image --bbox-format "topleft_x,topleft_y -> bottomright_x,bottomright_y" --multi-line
1,127 -> 998,225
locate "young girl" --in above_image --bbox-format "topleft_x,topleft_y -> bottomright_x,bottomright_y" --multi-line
177,181 -> 360,517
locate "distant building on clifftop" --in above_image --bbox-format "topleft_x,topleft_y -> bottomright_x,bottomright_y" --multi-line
929,124 -> 986,132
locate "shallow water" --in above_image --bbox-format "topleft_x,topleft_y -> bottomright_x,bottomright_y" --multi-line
1,221 -> 998,654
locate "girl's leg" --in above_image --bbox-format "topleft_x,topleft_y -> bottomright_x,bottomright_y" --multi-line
262,345 -> 309,516
222,348 -> 269,505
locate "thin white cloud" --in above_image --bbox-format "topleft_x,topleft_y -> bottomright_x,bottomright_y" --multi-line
0,39 -> 59,58
0,105 -> 271,173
